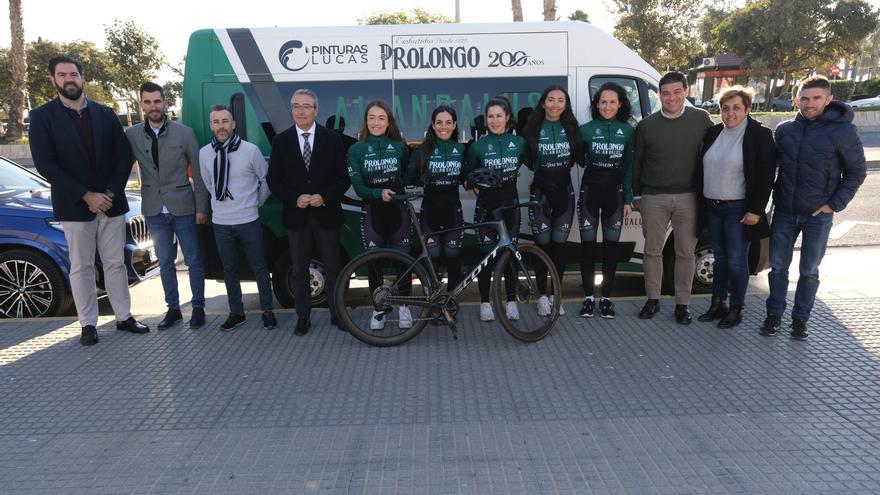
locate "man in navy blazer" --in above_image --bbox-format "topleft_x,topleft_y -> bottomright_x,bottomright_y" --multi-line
267,89 -> 350,336
28,55 -> 149,345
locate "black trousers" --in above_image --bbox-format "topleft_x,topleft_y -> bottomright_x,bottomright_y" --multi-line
287,215 -> 342,319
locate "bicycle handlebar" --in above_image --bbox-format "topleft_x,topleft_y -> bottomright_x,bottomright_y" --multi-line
390,191 -> 424,203
491,200 -> 542,220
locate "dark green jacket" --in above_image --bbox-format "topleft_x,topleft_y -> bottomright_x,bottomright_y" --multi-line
347,135 -> 409,201
465,131 -> 527,189
408,138 -> 466,188
527,119 -> 574,190
577,117 -> 635,204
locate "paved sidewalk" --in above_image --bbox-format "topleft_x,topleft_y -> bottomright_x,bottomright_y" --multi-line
1,293 -> 879,494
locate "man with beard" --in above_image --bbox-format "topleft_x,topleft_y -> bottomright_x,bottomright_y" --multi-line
28,55 -> 149,345
198,105 -> 277,331
126,82 -> 210,330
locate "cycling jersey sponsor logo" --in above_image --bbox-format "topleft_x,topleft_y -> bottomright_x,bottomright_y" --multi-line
508,142 -> 516,148
616,128 -> 625,136
452,148 -> 460,154
279,40 -> 368,72
386,144 -> 395,150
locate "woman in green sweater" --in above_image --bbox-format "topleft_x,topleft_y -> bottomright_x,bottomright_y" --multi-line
347,100 -> 412,331
465,98 -> 528,322
521,85 -> 579,317
576,82 -> 635,319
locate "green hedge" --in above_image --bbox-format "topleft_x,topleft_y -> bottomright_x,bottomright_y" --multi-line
829,80 -> 856,101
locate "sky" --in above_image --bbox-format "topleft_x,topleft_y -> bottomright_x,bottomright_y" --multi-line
0,0 -> 617,83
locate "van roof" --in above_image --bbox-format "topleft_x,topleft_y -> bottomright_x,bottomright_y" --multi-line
200,21 -> 660,83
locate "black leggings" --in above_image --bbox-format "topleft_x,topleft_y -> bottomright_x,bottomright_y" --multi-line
420,195 -> 464,289
474,196 -> 520,303
577,182 -> 624,298
529,183 -> 575,294
361,201 -> 412,298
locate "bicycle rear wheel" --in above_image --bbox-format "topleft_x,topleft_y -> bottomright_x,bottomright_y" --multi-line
492,244 -> 560,342
333,249 -> 433,347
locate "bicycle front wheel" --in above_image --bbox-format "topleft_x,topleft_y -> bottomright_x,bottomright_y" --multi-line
492,244 -> 561,342
333,249 -> 433,347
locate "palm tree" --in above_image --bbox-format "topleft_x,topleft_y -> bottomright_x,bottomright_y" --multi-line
543,0 -> 557,21
7,0 -> 27,140
511,0 -> 523,21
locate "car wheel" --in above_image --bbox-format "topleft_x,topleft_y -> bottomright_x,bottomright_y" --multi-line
0,249 -> 72,318
271,255 -> 329,309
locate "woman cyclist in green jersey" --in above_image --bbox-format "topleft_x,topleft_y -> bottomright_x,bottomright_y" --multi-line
576,82 -> 635,319
346,100 -> 412,331
464,98 -> 528,322
521,85 -> 579,317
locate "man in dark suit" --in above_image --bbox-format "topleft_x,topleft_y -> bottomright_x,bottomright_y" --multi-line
268,89 -> 350,336
28,55 -> 149,346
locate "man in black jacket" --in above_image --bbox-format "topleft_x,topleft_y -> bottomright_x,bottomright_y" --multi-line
760,76 -> 866,340
28,56 -> 149,345
267,89 -> 350,336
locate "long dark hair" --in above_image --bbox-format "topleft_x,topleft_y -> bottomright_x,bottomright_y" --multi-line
523,84 -> 579,164
358,100 -> 404,141
590,82 -> 633,123
418,105 -> 459,178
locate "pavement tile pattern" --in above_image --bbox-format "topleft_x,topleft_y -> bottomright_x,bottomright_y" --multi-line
1,294 -> 879,494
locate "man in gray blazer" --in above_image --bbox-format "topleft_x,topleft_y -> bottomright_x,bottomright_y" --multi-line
126,82 -> 210,329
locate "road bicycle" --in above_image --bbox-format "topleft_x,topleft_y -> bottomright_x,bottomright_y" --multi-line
332,191 -> 561,347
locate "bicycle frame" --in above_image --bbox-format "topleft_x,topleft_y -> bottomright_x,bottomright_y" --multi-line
379,198 -> 532,310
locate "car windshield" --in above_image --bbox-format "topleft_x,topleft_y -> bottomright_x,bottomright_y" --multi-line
0,158 -> 50,199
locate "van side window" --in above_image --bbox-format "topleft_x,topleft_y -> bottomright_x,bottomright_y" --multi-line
589,76 -> 642,124
646,84 -> 661,115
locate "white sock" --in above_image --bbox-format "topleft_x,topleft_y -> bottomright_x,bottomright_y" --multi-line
584,296 -> 594,301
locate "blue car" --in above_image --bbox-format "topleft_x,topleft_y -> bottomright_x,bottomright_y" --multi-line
0,156 -> 160,318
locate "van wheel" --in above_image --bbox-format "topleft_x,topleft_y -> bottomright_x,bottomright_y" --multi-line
271,255 -> 329,309
692,240 -> 714,294
0,249 -> 72,318
660,237 -> 714,295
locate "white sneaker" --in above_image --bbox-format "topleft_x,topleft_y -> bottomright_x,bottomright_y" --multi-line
370,310 -> 386,330
537,295 -> 551,317
480,302 -> 495,321
506,301 -> 520,321
549,295 -> 565,315
398,306 -> 413,329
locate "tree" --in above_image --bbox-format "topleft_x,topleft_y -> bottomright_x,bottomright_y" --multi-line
568,9 -> 590,23
543,0 -> 557,21
612,0 -> 702,71
360,8 -> 452,24
511,0 -> 523,21
698,4 -> 732,58
7,0 -> 27,140
715,0 -> 878,109
104,18 -> 164,123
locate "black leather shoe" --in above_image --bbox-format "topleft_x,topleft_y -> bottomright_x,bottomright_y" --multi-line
638,299 -> 659,319
718,305 -> 743,329
220,313 -> 246,332
790,319 -> 809,341
116,317 -> 150,334
294,318 -> 311,336
674,305 -> 692,325
698,297 -> 729,322
262,311 -> 278,330
80,325 -> 99,346
188,308 -> 206,329
157,309 -> 182,330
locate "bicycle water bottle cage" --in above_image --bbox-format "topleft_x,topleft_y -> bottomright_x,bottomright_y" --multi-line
465,167 -> 502,190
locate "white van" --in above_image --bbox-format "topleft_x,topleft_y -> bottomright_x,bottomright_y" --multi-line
183,21 -> 763,307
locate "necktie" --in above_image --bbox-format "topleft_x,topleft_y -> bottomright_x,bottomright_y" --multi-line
302,132 -> 312,171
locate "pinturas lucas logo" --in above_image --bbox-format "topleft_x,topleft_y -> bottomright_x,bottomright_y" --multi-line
279,40 -> 309,71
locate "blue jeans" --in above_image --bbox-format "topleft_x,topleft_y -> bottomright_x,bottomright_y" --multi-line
145,213 -> 205,310
765,210 -> 833,322
213,220 -> 273,314
706,200 -> 750,306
